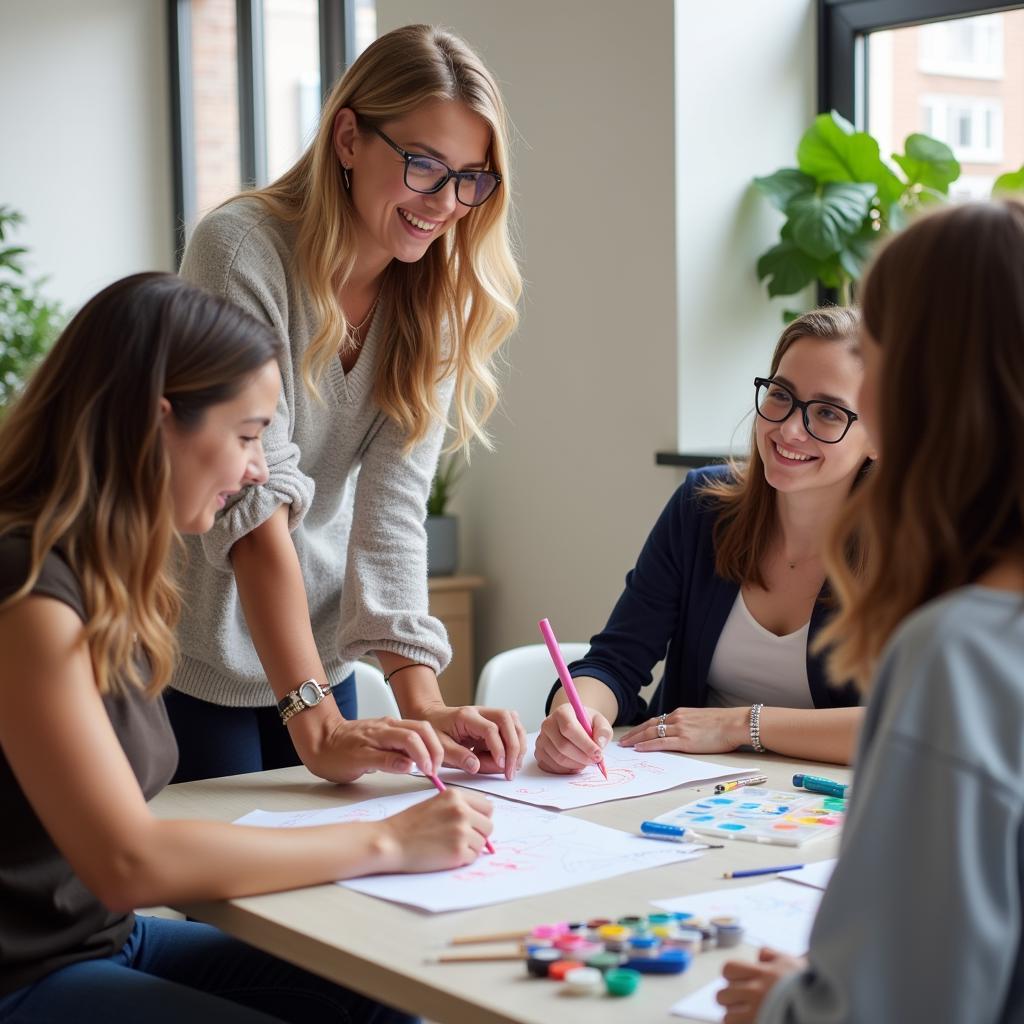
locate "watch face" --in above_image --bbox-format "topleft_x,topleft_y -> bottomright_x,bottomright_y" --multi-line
298,680 -> 324,707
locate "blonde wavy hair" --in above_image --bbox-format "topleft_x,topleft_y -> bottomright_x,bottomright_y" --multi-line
0,273 -> 282,696
243,23 -> 521,451
699,307 -> 869,589
819,199 -> 1024,690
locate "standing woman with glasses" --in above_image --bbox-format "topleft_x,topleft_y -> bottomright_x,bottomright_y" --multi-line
166,24 -> 527,785
536,308 -> 875,774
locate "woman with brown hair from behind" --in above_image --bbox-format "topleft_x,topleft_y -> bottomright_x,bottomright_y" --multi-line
718,198 -> 1024,1023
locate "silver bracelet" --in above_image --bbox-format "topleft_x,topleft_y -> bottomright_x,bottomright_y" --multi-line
749,703 -> 766,753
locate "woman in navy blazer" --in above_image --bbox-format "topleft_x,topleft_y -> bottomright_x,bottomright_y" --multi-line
539,308 -> 874,771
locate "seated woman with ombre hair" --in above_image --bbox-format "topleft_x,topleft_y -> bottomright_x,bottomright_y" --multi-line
537,307 -> 874,775
0,273 -> 491,1024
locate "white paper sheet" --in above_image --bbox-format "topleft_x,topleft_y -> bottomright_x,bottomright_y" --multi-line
424,734 -> 750,810
670,978 -> 727,1021
651,880 -> 822,956
777,858 -> 836,891
236,790 -> 705,912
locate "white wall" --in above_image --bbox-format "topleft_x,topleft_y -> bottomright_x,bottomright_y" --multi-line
676,1 -> 817,453
378,1 -> 817,677
0,0 -> 174,311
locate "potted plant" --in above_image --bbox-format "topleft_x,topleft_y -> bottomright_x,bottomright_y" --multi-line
425,454 -> 464,576
0,206 -> 63,410
754,111 -> 1024,319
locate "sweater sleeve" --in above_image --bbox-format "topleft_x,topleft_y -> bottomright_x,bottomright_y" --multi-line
179,207 -> 316,571
548,475 -> 698,725
334,377 -> 454,674
759,626 -> 1024,1024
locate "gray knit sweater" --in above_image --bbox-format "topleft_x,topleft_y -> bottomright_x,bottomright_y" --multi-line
173,198 -> 452,707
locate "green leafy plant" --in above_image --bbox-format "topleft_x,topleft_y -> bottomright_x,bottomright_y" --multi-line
427,455 -> 465,517
0,206 -> 63,409
754,111 -> 961,311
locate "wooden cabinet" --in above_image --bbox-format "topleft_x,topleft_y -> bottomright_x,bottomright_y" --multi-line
428,575 -> 484,706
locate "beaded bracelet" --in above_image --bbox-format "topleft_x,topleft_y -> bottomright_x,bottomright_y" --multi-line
749,703 -> 766,753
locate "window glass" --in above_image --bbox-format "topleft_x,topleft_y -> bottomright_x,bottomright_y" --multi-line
263,0 -> 321,182
190,0 -> 242,224
868,11 -> 1024,198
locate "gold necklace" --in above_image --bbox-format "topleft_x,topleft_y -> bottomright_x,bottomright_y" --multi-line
347,282 -> 384,339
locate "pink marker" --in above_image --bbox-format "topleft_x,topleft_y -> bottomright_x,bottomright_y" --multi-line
538,617 -> 609,779
428,772 -> 495,855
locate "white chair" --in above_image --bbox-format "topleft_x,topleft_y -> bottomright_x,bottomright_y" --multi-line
475,642 -> 590,732
353,661 -> 401,719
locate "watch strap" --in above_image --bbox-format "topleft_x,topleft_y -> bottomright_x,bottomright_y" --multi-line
277,679 -> 330,725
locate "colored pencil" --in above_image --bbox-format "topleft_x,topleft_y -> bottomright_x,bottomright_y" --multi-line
449,929 -> 531,946
538,617 -> 609,779
429,948 -> 525,963
428,772 -> 496,855
715,774 -> 769,794
722,864 -> 804,879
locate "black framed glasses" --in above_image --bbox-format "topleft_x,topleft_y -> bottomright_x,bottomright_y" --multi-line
367,124 -> 501,207
754,377 -> 859,444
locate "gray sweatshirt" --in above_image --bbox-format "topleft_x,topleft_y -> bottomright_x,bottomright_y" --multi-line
173,198 -> 451,707
760,585 -> 1024,1024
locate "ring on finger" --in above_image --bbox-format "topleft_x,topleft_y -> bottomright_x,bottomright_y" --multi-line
656,720 -> 667,739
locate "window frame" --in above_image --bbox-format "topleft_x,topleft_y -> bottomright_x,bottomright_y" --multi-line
167,0 -> 356,266
818,0 -> 1024,126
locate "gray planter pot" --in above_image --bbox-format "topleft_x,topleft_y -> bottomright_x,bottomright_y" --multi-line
426,515 -> 458,576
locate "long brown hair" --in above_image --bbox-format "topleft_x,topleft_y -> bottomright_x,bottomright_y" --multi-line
242,24 -> 522,452
0,273 -> 282,696
700,307 -> 865,588
820,199 -> 1024,690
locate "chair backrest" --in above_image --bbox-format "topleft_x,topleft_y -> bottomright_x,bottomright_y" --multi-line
353,661 -> 401,719
475,642 -> 590,732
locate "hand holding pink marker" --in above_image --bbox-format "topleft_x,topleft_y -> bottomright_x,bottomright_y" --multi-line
427,772 -> 496,855
538,617 -> 609,780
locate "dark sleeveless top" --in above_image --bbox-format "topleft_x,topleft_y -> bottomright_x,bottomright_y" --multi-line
0,534 -> 178,995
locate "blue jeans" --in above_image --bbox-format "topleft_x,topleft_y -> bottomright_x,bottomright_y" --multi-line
165,674 -> 356,783
0,915 -> 416,1024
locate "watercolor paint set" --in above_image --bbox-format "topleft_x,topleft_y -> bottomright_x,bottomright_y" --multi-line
653,788 -> 846,846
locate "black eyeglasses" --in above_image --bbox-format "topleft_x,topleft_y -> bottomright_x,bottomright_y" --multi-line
754,377 -> 859,444
367,124 -> 501,207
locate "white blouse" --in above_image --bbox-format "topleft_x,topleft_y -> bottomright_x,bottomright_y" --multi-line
705,591 -> 814,709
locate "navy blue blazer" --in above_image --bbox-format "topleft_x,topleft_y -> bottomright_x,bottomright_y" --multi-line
548,464 -> 860,725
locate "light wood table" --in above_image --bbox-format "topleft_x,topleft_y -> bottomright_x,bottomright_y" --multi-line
151,748 -> 848,1023
428,574 -> 485,707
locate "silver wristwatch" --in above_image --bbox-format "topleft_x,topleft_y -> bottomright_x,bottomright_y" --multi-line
277,678 -> 330,725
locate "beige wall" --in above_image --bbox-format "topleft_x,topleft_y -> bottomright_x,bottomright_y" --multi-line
0,0 -> 174,310
377,0 -> 816,678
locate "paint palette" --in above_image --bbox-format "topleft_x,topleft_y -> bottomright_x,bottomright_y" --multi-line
654,788 -> 846,847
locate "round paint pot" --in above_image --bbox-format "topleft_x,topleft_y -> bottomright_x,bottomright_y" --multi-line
586,917 -> 613,929
531,922 -> 568,940
617,915 -> 645,927
625,947 -> 691,975
597,924 -> 632,951
669,928 -> 703,956
647,913 -> 674,926
628,936 -> 661,958
604,967 -> 642,997
564,966 -> 604,995
711,916 -> 744,948
585,951 -> 624,974
548,959 -> 584,982
526,948 -> 562,978
554,935 -> 590,953
671,911 -> 694,923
